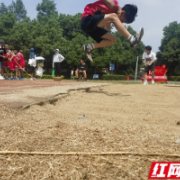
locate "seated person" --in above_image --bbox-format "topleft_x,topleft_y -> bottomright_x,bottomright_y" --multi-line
76,58 -> 87,80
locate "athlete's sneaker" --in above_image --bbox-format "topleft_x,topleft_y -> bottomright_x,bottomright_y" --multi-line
14,77 -> 18,80
143,81 -> 148,85
30,78 -> 35,81
11,77 -> 14,80
82,45 -> 93,62
151,80 -> 155,84
19,78 -> 24,80
5,77 -> 9,80
130,28 -> 144,47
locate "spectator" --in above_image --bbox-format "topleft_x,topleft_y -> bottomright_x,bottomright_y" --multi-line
2,44 -> 10,79
28,48 -> 36,81
12,48 -> 20,80
6,51 -> 16,80
52,49 -> 65,77
0,40 -> 6,80
75,58 -> 87,80
18,47 -> 25,80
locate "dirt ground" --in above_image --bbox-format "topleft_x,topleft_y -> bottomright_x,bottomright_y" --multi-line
0,83 -> 180,180
0,80 -> 107,109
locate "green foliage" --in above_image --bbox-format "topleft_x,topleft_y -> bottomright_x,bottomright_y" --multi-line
23,74 -> 65,79
158,21 -> 180,75
23,74 -> 52,79
0,3 -> 8,15
0,12 -> 16,38
36,0 -> 57,21
168,76 -> 180,81
8,0 -> 27,22
103,74 -> 135,80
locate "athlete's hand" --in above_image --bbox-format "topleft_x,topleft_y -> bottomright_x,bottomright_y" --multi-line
144,62 -> 148,67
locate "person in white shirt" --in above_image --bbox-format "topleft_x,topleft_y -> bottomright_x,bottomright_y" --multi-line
52,49 -> 65,77
142,46 -> 157,85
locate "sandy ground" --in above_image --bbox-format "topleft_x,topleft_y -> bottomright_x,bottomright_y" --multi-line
0,80 -> 107,109
0,83 -> 180,180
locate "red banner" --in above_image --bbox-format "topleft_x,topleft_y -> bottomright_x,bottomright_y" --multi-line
154,66 -> 167,76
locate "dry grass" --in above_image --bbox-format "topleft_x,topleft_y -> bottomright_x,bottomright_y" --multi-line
0,84 -> 180,179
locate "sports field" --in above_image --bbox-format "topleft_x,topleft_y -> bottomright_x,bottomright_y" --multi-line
0,80 -> 180,180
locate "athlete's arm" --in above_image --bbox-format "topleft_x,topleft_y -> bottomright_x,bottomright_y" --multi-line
103,0 -> 116,9
149,54 -> 157,65
149,59 -> 156,65
143,59 -> 147,66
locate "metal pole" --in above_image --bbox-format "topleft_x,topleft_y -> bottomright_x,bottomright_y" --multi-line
135,56 -> 139,81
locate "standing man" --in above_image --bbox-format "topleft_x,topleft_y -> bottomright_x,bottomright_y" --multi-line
143,46 -> 157,85
52,49 -> 65,77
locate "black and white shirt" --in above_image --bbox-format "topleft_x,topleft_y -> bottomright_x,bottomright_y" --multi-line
142,52 -> 157,64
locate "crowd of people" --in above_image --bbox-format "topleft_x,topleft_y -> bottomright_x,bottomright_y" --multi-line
0,40 -> 25,80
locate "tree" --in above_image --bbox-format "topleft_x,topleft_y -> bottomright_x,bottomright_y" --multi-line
36,0 -> 57,21
158,21 -> 180,75
0,3 -> 8,15
8,0 -> 27,22
0,12 -> 16,39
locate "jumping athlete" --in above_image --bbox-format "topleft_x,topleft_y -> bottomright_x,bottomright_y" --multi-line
81,0 -> 144,62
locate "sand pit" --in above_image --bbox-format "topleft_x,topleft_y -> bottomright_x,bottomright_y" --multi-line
0,84 -> 180,179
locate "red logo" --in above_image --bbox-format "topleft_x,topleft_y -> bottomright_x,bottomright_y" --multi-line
149,162 -> 180,179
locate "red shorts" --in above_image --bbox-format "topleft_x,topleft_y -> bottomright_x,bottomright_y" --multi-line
12,58 -> 20,68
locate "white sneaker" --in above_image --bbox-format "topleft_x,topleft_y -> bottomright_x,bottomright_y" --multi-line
31,78 -> 36,81
82,44 -> 93,62
0,76 -> 5,80
143,81 -> 148,85
151,80 -> 155,84
130,28 -> 144,47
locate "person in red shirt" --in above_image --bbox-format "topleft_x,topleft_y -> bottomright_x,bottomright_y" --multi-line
81,0 -> 144,62
18,48 -> 25,80
12,48 -> 19,80
6,51 -> 16,80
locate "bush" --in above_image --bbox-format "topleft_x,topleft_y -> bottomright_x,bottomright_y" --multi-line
23,74 -> 64,79
102,74 -> 135,80
168,76 -> 180,81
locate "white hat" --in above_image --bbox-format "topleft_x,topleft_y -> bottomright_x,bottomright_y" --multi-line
55,49 -> 59,52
